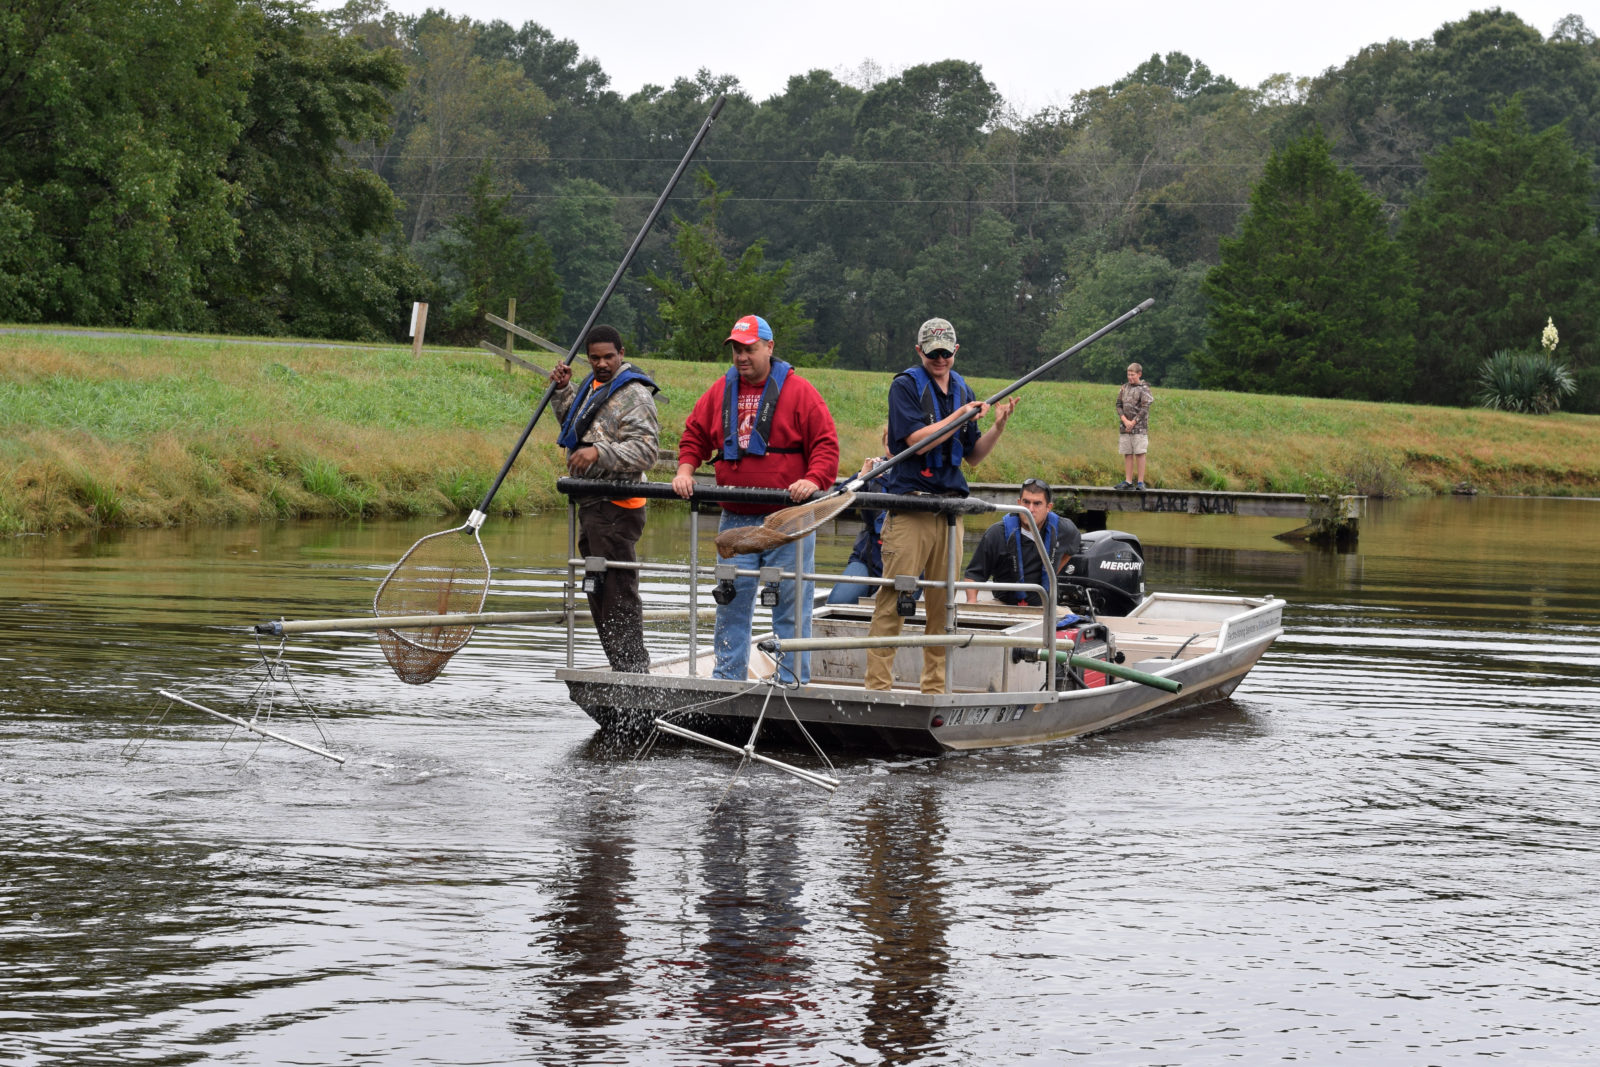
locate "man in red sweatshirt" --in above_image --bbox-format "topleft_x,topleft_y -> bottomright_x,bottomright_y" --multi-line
672,314 -> 840,684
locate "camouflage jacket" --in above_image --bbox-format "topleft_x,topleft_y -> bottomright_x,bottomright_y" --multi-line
552,362 -> 661,481
1115,381 -> 1154,435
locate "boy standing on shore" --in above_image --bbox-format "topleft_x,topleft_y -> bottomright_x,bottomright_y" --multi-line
1114,362 -> 1154,490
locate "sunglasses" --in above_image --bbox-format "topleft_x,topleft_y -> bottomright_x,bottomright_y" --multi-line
923,349 -> 954,360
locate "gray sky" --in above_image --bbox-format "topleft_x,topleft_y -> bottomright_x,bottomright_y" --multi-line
317,1 -> 1584,111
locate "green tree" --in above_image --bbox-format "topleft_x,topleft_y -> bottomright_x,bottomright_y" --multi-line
812,60 -> 1002,275
424,164 -> 561,345
732,70 -> 862,251
1043,249 -> 1207,387
203,1 -> 424,340
534,177 -> 625,341
1037,56 -> 1272,266
1113,51 -> 1240,111
1198,131 -> 1415,400
645,177 -> 833,365
903,210 -> 1042,377
1291,11 -> 1600,205
0,0 -> 256,326
485,20 -> 633,204
1399,99 -> 1600,405
391,13 -> 550,244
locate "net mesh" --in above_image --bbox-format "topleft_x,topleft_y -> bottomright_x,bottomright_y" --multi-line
373,525 -> 490,684
713,492 -> 856,559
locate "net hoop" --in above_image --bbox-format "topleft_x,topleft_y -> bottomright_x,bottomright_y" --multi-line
712,491 -> 856,558
372,524 -> 490,684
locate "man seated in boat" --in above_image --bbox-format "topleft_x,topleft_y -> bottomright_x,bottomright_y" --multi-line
548,325 -> 661,672
671,314 -> 840,684
827,427 -> 893,605
962,478 -> 1080,606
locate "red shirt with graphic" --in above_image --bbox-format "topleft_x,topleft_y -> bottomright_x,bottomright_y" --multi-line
678,370 -> 840,514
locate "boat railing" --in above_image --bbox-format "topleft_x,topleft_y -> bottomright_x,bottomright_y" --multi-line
1216,597 -> 1284,651
556,478 -> 1061,686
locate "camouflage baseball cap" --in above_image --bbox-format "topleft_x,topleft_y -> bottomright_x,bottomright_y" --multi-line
917,317 -> 957,353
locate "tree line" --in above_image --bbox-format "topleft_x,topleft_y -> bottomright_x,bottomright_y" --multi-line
2,1 -> 1597,409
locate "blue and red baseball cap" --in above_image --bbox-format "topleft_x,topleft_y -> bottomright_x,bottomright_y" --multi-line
725,315 -> 773,344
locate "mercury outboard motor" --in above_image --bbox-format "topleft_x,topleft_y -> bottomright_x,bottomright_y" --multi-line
1058,529 -> 1144,617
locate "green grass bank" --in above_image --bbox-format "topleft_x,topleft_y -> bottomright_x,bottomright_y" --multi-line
3,328 -> 1599,535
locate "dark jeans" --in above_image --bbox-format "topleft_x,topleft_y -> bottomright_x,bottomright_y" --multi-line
577,500 -> 649,672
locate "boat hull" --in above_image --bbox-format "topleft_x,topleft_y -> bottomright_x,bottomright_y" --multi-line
557,595 -> 1283,755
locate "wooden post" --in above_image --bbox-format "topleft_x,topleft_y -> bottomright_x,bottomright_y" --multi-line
409,301 -> 428,358
502,298 -> 516,371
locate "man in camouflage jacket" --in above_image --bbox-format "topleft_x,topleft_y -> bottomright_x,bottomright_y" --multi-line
549,325 -> 660,671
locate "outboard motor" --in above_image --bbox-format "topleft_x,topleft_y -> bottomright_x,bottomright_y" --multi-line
1058,529 -> 1144,617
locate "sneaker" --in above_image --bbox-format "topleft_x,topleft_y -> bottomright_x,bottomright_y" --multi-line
1113,480 -> 1133,490
1135,481 -> 1146,490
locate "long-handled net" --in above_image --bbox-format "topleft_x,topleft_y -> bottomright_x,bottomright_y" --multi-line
712,298 -> 1157,560
373,524 -> 490,684
369,95 -> 727,684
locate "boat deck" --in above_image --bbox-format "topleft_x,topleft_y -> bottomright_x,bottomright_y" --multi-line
640,598 -> 1240,691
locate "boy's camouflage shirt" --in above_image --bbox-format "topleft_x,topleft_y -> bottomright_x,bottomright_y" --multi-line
1115,381 -> 1154,435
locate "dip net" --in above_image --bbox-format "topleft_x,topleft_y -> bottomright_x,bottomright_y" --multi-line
713,491 -> 856,558
373,524 -> 490,684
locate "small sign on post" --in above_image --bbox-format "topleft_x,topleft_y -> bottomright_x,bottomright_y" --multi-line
409,301 -> 429,358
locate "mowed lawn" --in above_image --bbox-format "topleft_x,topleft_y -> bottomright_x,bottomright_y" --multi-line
3,329 -> 1598,533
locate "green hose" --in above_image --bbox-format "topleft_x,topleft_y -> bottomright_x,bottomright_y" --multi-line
1037,649 -> 1183,693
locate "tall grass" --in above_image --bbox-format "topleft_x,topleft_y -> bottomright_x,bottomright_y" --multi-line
4,329 -> 1600,533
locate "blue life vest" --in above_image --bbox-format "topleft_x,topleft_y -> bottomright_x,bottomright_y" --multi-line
896,364 -> 974,469
719,360 -> 797,460
854,508 -> 887,575
556,366 -> 658,451
1001,511 -> 1060,605
846,461 -> 891,574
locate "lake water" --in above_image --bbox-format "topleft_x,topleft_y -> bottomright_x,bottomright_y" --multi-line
3,496 -> 1598,1064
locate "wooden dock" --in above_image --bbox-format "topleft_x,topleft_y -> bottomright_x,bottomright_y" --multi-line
967,483 -> 1365,543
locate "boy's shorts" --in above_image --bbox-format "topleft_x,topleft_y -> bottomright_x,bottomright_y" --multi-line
1118,433 -> 1148,456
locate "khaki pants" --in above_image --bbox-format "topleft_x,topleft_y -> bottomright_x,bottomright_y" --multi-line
865,510 -> 961,693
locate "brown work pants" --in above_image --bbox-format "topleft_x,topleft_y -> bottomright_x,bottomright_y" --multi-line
864,509 -> 961,693
578,500 -> 649,672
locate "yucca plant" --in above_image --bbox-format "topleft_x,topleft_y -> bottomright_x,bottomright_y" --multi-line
1477,350 -> 1577,414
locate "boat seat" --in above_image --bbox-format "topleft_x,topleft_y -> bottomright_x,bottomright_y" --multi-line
1112,617 -> 1219,636
1110,616 -> 1219,655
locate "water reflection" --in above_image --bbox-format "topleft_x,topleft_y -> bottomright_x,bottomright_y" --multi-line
520,776 -> 639,1055
0,822 -> 351,1066
688,796 -> 817,1062
4,496 -> 1600,1063
849,787 -> 950,1064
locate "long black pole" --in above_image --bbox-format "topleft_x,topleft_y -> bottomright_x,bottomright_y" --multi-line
466,94 -> 728,531
836,297 -> 1156,495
